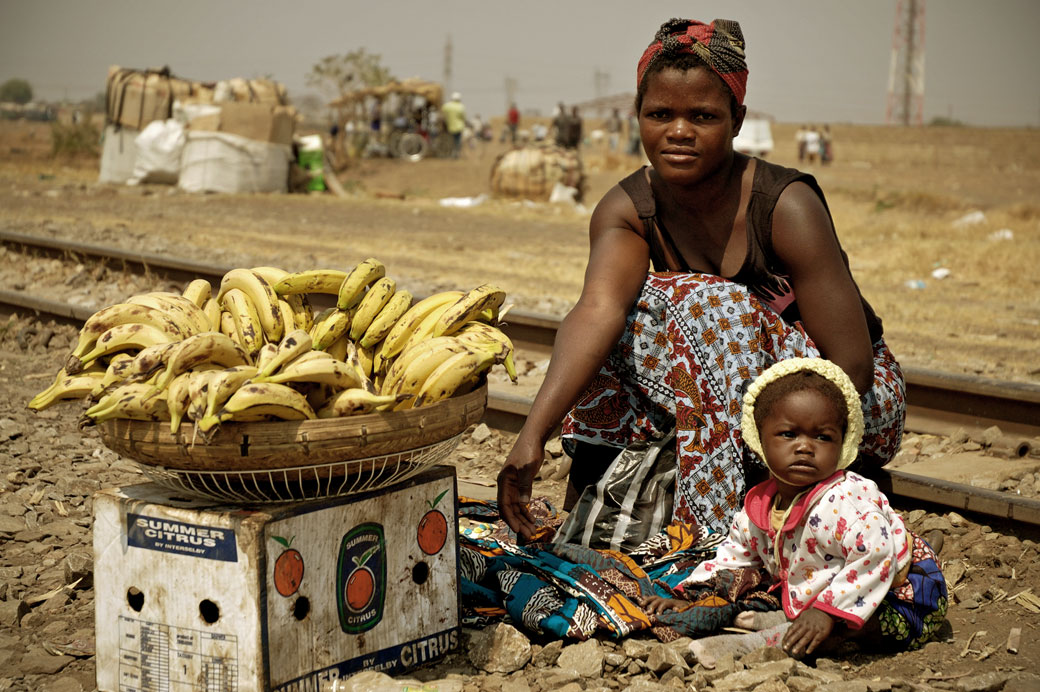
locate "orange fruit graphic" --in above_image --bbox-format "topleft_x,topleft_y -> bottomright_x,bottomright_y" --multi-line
345,566 -> 375,611
273,549 -> 304,597
417,489 -> 450,555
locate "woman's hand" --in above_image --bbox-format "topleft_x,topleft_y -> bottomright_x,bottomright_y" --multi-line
638,594 -> 689,616
496,434 -> 544,540
782,608 -> 834,658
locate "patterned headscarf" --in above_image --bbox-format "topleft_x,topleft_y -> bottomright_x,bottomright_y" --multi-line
637,18 -> 748,105
740,358 -> 864,471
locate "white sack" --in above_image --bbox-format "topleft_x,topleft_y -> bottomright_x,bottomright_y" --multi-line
178,131 -> 291,194
98,124 -> 140,184
128,119 -> 185,185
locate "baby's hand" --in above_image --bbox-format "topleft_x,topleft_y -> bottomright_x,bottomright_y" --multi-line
638,594 -> 688,615
782,609 -> 834,657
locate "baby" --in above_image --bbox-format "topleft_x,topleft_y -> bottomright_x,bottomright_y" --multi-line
641,358 -> 947,664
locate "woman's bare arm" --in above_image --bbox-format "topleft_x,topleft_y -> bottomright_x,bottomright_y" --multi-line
498,185 -> 650,538
772,182 -> 874,392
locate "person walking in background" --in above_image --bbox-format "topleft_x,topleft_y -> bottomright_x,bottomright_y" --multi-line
626,109 -> 641,156
607,107 -> 623,152
804,125 -> 821,164
441,91 -> 467,159
795,124 -> 807,163
564,105 -> 583,149
821,124 -> 833,165
506,102 -> 520,144
552,102 -> 568,147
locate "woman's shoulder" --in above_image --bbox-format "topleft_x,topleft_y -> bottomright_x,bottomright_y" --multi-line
591,169 -> 649,229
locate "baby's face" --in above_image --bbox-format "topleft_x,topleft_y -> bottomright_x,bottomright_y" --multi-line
760,389 -> 844,498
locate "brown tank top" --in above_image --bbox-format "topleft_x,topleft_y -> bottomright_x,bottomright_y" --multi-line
618,160 -> 883,343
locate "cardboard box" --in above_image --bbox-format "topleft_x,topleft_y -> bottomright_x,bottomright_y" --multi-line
108,69 -> 174,130
189,102 -> 295,146
93,466 -> 460,691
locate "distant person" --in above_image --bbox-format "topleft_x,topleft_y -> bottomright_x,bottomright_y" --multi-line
506,102 -> 520,144
795,125 -> 807,163
563,106 -> 583,149
626,110 -> 641,156
821,124 -> 833,165
606,107 -> 623,152
804,125 -> 821,164
552,103 -> 569,147
441,92 -> 467,159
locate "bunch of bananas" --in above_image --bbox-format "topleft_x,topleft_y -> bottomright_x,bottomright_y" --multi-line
28,258 -> 517,436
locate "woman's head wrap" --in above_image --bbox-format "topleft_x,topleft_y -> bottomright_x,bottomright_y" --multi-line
740,358 -> 864,471
637,18 -> 748,105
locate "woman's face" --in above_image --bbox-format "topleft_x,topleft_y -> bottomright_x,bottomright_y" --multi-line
639,66 -> 744,186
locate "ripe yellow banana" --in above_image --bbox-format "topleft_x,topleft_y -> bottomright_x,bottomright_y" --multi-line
216,268 -> 284,343
28,369 -> 105,411
257,328 -> 313,378
325,332 -> 352,363
381,336 -> 470,396
74,322 -> 179,370
66,302 -> 188,369
89,352 -> 136,399
356,342 -> 375,380
277,299 -> 297,341
202,298 -> 222,332
337,258 -> 386,310
272,269 -> 348,296
310,308 -> 353,351
221,288 -> 264,362
165,371 -> 194,432
201,382 -> 316,430
249,266 -> 289,284
287,350 -> 335,367
359,289 -> 413,348
153,332 -> 251,392
219,309 -> 241,346
203,365 -> 259,420
126,292 -> 210,335
181,279 -> 213,308
412,348 -> 496,408
380,290 -> 463,361
349,276 -> 396,341
317,389 -> 408,417
394,302 -> 457,362
454,322 -> 518,383
264,357 -> 367,390
432,284 -> 507,338
85,382 -> 169,423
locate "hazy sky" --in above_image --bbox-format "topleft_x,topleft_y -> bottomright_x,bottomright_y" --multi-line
2,0 -> 1038,127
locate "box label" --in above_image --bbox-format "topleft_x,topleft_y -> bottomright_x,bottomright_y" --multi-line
335,523 -> 386,633
127,513 -> 238,562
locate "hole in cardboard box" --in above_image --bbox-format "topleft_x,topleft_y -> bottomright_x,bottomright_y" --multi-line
412,561 -> 429,585
127,587 -> 144,612
199,599 -> 220,624
293,596 -> 310,621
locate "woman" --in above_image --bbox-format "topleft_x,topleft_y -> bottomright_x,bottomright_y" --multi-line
497,18 -> 905,540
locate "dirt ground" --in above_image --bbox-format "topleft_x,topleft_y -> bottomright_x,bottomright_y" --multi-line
1,119 -> 1039,691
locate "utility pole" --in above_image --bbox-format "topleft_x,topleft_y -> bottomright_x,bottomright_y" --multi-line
886,0 -> 926,126
593,68 -> 610,101
443,35 -> 453,95
504,76 -> 517,110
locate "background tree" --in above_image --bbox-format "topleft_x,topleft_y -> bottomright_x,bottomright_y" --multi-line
306,49 -> 395,100
0,78 -> 34,104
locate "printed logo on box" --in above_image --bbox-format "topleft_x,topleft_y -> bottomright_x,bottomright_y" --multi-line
127,513 -> 238,562
336,523 -> 386,633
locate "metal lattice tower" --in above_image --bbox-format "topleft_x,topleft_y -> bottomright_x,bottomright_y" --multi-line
444,35 -> 453,96
886,0 -> 927,125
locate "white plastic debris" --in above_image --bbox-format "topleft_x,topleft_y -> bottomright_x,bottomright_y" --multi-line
989,229 -> 1014,241
439,194 -> 488,208
905,279 -> 927,290
952,210 -> 986,228
931,267 -> 951,280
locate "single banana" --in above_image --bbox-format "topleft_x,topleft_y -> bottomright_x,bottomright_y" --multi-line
272,269 -> 348,296
186,369 -> 217,422
181,279 -> 213,308
277,299 -> 297,342
204,365 -> 259,420
221,288 -> 264,362
256,329 -> 314,378
264,357 -> 367,390
89,353 -> 136,399
28,369 -> 105,411
219,309 -> 241,346
317,389 -> 409,418
85,382 -> 169,423
356,342 -> 375,379
126,291 -> 210,335
249,266 -> 289,284
153,331 -> 251,392
381,336 -> 471,396
165,371 -> 194,432
310,308 -> 353,351
411,348 -> 496,409
336,258 -> 386,310
325,332 -> 352,363
75,322 -> 179,370
380,290 -> 464,361
251,269 -> 314,332
255,343 -> 279,374
202,298 -> 223,332
287,293 -> 315,332
454,321 -> 518,383
66,302 -> 187,370
201,382 -> 316,430
394,302 -> 457,362
348,277 -> 396,341
432,284 -> 507,338
216,268 -> 283,343
359,289 -> 412,348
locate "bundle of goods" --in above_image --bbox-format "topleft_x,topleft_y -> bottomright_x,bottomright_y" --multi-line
28,261 -> 515,486
489,143 -> 586,203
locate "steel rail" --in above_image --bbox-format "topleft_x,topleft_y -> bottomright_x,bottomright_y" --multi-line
4,231 -> 1040,525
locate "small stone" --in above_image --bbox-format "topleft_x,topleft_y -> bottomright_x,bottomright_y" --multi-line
532,639 -> 562,667
557,639 -> 603,678
17,650 -> 73,675
470,424 -> 492,444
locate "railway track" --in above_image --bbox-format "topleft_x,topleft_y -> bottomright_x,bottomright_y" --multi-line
3,230 -> 1040,525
